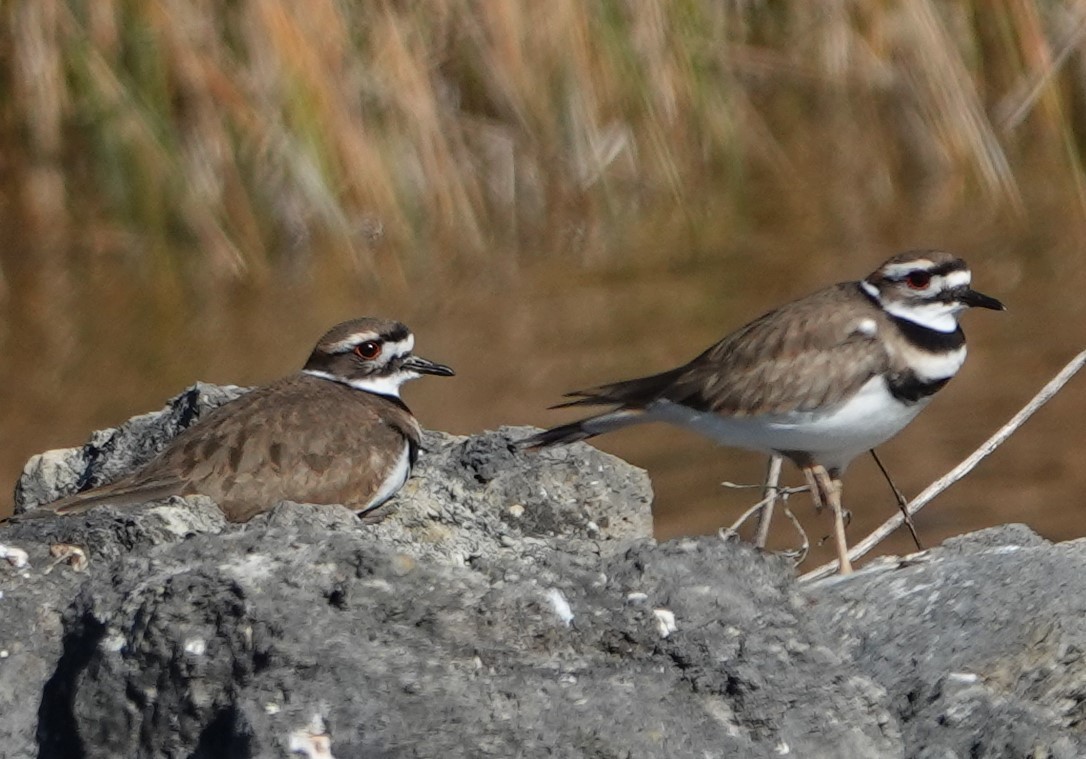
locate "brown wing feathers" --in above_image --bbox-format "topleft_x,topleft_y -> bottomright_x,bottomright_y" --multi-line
45,375 -> 419,521
551,366 -> 687,409
530,282 -> 890,449
665,288 -> 889,415
49,476 -> 184,515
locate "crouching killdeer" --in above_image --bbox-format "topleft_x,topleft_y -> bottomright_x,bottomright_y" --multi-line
43,317 -> 454,522
523,251 -> 1004,574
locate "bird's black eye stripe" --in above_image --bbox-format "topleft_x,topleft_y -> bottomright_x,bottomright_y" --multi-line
893,270 -> 931,283
926,261 -> 964,278
890,261 -> 964,283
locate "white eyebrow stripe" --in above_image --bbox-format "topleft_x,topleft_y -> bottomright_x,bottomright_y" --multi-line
325,332 -> 381,353
879,263 -> 971,289
881,261 -> 934,278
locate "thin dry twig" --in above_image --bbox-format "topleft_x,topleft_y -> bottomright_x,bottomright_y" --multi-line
719,481 -> 808,543
754,455 -> 783,548
870,449 -> 924,551
801,349 -> 1086,583
781,506 -> 809,565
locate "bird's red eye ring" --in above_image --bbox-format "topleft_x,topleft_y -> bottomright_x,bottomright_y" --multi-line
354,341 -> 381,360
906,271 -> 932,289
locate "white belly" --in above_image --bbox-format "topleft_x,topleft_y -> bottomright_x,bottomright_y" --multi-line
361,442 -> 412,512
647,376 -> 928,472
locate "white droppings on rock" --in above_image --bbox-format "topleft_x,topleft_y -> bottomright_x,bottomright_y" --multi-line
288,714 -> 335,759
947,671 -> 979,684
102,633 -> 126,653
218,554 -> 275,582
0,545 -> 29,569
546,588 -> 574,627
507,503 -> 524,518
264,702 -> 281,715
360,578 -> 394,594
0,650 -> 9,658
184,638 -> 207,656
653,609 -> 677,638
626,592 -> 649,604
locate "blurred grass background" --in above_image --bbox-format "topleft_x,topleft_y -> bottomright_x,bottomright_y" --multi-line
5,0 -> 1086,280
3,0 -> 1086,555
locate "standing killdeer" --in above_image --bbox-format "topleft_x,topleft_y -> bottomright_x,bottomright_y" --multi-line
523,251 -> 1004,574
41,317 -> 454,522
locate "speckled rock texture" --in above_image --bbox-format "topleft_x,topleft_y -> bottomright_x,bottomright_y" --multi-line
1,384 -> 1083,758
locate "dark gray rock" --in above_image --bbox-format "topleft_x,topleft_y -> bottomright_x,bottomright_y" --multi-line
807,525 -> 1086,759
1,384 -> 1085,758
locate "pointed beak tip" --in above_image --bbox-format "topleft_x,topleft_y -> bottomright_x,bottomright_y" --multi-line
403,355 -> 454,377
963,289 -> 1005,312
425,361 -> 456,377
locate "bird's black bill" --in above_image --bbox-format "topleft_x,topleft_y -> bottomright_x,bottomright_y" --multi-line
959,288 -> 1005,311
403,356 -> 455,376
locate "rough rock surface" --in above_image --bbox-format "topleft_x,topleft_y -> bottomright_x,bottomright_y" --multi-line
1,384 -> 1084,758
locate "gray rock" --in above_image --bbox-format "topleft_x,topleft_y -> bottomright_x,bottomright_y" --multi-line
807,525 -> 1086,759
1,384 -> 1084,758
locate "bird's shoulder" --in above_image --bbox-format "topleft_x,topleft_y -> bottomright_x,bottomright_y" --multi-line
666,282 -> 893,414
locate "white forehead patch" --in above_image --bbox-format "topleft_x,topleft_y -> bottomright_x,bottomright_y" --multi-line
909,270 -> 971,300
383,335 -> 415,358
941,269 -> 972,289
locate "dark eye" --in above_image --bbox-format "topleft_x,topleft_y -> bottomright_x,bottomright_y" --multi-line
354,341 -> 381,360
906,271 -> 932,289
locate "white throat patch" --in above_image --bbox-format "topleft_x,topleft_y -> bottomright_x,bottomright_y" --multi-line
303,369 -> 418,397
881,300 -> 961,333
